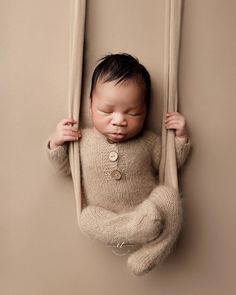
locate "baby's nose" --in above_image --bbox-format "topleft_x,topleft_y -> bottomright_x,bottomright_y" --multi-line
112,113 -> 127,126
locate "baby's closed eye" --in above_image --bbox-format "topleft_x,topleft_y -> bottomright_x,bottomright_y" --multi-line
98,109 -> 143,116
127,112 -> 143,116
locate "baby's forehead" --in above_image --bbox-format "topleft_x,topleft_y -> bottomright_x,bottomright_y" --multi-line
93,78 -> 146,107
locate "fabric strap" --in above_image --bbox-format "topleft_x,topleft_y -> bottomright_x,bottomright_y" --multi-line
68,0 -> 86,220
159,0 -> 183,192
67,0 -> 183,224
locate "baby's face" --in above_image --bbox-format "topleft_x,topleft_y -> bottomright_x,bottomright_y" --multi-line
90,79 -> 147,142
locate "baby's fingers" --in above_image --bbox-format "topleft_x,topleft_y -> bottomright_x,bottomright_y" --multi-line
63,135 -> 81,142
63,131 -> 81,142
64,129 -> 81,137
63,125 -> 81,133
61,118 -> 78,126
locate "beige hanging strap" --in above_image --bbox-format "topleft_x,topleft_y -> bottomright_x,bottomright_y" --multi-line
68,0 -> 87,221
159,0 -> 183,191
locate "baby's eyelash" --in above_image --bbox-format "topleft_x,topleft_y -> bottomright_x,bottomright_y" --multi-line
101,111 -> 112,114
98,109 -> 111,113
129,113 -> 141,116
99,110 -> 142,116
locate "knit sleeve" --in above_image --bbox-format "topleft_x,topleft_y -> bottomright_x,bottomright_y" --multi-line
151,134 -> 191,171
175,136 -> 192,169
44,139 -> 71,176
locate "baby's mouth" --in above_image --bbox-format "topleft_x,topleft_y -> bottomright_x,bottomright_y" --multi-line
108,133 -> 126,141
111,133 -> 125,137
113,132 -> 125,135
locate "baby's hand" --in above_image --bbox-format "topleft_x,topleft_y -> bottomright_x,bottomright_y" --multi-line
164,112 -> 188,143
49,118 -> 81,149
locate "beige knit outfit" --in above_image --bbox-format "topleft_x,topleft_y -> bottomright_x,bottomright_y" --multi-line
45,127 -> 191,275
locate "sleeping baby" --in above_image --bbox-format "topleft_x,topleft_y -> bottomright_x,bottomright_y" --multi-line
45,53 -> 191,275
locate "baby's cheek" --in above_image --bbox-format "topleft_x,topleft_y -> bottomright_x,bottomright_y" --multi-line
129,117 -> 145,129
94,113 -> 108,125
104,116 -> 112,125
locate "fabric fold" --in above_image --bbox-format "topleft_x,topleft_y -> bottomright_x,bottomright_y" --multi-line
67,0 -> 87,219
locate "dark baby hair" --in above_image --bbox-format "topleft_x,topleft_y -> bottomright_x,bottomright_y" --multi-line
89,53 -> 151,111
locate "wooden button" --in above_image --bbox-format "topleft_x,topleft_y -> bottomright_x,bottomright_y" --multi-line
111,170 -> 122,180
109,151 -> 118,161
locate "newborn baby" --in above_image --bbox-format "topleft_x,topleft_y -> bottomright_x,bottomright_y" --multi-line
45,53 -> 191,275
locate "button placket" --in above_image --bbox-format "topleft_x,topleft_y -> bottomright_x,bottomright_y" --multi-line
106,143 -> 122,180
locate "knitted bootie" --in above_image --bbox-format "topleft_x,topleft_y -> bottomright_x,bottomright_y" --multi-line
78,199 -> 163,246
127,185 -> 183,276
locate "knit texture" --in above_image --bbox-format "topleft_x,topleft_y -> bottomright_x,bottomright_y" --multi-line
45,127 -> 191,275
79,198 -> 163,246
45,128 -> 190,209
127,185 -> 183,275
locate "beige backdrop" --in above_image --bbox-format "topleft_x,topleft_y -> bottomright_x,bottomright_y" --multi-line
1,0 -> 236,294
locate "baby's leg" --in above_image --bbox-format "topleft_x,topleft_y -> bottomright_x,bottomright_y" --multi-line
78,198 -> 163,246
126,185 -> 183,276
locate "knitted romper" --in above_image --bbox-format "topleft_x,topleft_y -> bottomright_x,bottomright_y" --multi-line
45,127 -> 191,274
46,126 -> 191,237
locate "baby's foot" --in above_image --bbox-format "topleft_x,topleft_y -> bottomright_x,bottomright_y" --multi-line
127,199 -> 163,245
78,201 -> 163,247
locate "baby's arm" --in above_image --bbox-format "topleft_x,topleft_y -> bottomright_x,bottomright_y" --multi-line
45,140 -> 71,176
164,111 -> 192,169
151,133 -> 191,171
174,136 -> 191,169
45,118 -> 81,176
